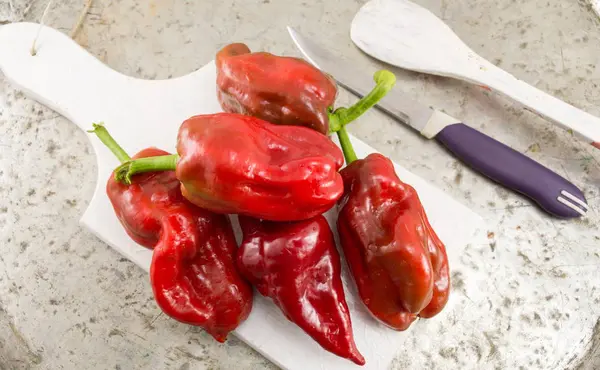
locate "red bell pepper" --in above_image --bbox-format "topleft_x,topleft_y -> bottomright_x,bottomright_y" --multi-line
216,43 -> 337,134
236,215 -> 365,365
90,124 -> 253,342
113,113 -> 344,221
215,43 -> 395,136
337,153 -> 450,330
334,72 -> 450,330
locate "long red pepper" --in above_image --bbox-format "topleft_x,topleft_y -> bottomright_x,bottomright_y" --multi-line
89,124 -> 253,342
334,72 -> 451,330
236,215 -> 365,365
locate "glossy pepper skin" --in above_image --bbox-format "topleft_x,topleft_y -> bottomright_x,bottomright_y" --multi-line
175,113 -> 344,221
106,147 -> 253,342
216,43 -> 337,134
336,153 -> 450,330
236,215 -> 365,366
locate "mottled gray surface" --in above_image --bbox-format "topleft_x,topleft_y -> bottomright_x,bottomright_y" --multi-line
1,0 -> 600,369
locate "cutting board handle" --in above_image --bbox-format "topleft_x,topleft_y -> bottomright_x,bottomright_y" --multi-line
0,22 -> 219,156
0,22 -> 129,128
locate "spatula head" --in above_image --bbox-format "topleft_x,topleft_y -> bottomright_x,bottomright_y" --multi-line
350,0 -> 484,77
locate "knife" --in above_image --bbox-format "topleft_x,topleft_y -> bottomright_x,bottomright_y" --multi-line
287,26 -> 589,219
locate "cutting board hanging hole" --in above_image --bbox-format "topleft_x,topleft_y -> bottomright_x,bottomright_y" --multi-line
30,0 -> 53,56
29,0 -> 93,56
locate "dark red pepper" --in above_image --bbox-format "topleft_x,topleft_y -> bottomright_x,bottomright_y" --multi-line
114,113 -> 345,222
103,147 -> 178,249
216,43 -> 337,134
331,71 -> 450,330
215,44 -> 394,137
236,215 -> 365,365
90,124 -> 253,342
337,153 -> 450,330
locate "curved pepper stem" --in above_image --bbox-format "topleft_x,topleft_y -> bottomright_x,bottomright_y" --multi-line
88,123 -> 179,185
328,70 -> 397,133
331,70 -> 396,165
114,154 -> 179,185
87,123 -> 131,163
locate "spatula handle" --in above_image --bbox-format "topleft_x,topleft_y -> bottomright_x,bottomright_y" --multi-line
473,60 -> 600,149
435,122 -> 588,218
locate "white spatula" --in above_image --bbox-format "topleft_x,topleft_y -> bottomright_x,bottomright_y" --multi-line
350,0 -> 600,150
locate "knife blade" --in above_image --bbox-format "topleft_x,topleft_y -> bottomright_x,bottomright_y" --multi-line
287,26 -> 589,219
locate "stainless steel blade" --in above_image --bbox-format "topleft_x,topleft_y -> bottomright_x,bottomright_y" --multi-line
287,26 -> 434,134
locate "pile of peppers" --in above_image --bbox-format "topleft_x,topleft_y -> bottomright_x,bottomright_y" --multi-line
89,43 -> 451,365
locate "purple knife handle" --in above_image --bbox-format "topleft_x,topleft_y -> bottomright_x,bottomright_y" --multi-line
435,123 -> 587,218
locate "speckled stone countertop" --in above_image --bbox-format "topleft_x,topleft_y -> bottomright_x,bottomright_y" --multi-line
1,0 -> 600,369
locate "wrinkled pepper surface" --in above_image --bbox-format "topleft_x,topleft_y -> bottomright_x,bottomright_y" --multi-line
90,124 -> 253,342
216,43 -> 337,134
215,43 -> 395,137
114,113 -> 344,222
236,215 -> 365,365
332,71 -> 450,330
337,153 -> 450,330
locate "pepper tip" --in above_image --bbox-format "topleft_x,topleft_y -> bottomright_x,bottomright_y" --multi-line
211,332 -> 229,343
350,351 -> 366,366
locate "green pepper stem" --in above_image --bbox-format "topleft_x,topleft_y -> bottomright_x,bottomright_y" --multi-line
328,70 -> 397,133
114,154 -> 179,185
337,126 -> 357,165
87,123 -> 131,163
88,123 -> 178,184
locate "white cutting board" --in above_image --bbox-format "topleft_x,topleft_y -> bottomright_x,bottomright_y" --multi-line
0,22 -> 485,370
